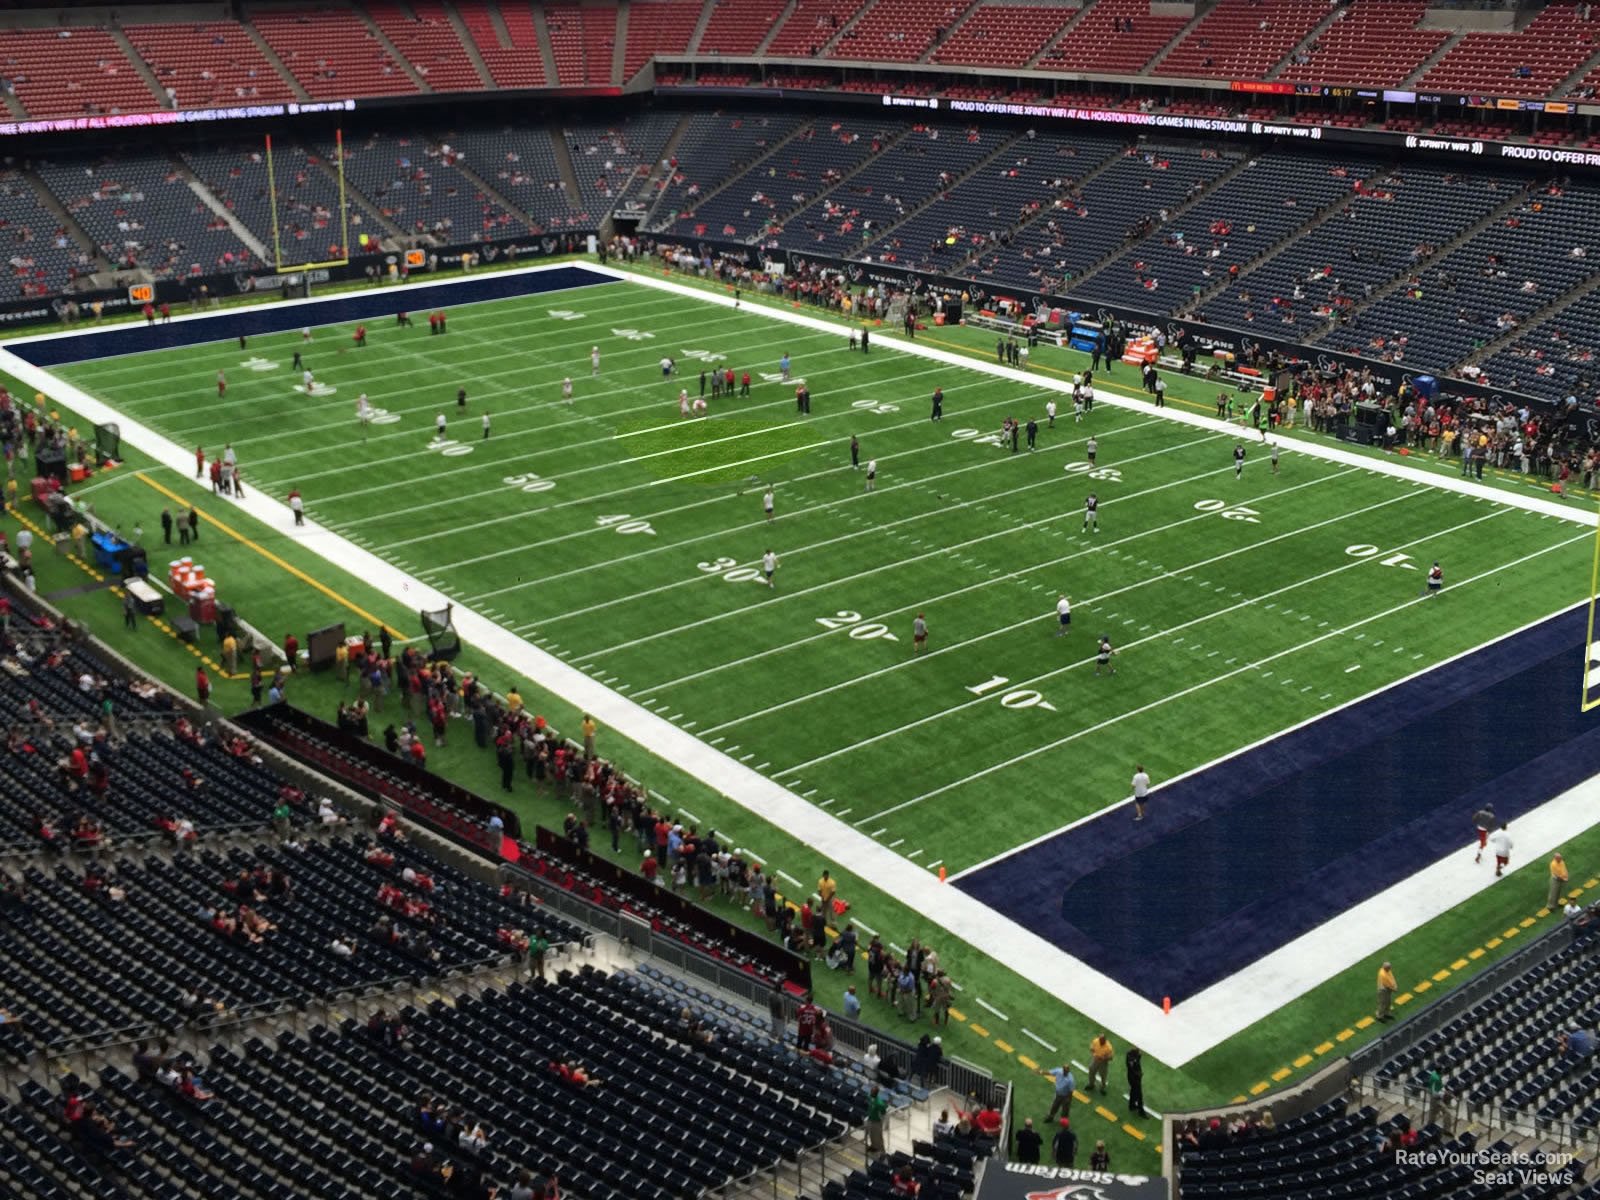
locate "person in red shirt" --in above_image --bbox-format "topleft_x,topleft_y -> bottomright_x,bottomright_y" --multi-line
195,445 -> 205,478
195,667 -> 210,703
741,371 -> 751,396
724,367 -> 735,392
353,324 -> 367,347
142,303 -> 154,326
216,371 -> 226,398
159,302 -> 170,324
641,850 -> 658,882
283,632 -> 299,670
209,458 -> 223,494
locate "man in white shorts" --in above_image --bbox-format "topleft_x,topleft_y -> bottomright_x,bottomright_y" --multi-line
762,549 -> 779,588
763,488 -> 775,522
865,459 -> 877,492
1055,595 -> 1071,637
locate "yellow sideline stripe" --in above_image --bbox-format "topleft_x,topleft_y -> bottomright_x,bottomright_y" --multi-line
134,471 -> 395,634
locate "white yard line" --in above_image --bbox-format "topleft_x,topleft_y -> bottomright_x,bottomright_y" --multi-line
541,429 -> 1229,633
451,393 -> 1144,595
708,478 -> 1416,740
7,259 -> 1595,1070
840,506 -> 1517,816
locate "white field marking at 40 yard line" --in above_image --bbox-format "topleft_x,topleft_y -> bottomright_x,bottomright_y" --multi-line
320,361 -> 961,529
438,388 -> 1133,590
308,361 -> 955,510
258,316 -> 941,485
527,429 -> 1235,630
700,474 -> 1409,735
9,259 -> 1595,1069
850,506 -> 1531,825
455,400 -> 1163,599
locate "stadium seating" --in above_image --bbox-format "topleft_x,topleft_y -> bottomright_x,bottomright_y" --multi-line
367,0 -> 484,92
0,169 -> 94,299
544,3 -> 619,86
647,110 -> 806,232
1154,0 -> 1328,81
1373,934 -> 1600,1139
930,4 -> 1082,69
1419,1 -> 1600,100
181,143 -> 362,266
35,152 -> 259,279
121,21 -> 296,110
565,114 -> 681,220
0,832 -> 584,1052
777,122 -> 1008,258
1200,168 -> 1514,337
662,118 -> 898,242
1036,0 -> 1190,77
329,132 -> 521,240
441,126 -> 587,230
0,28 -> 157,118
1277,0 -> 1447,89
698,0 -> 790,56
975,142 -> 1232,298
1177,1098 -> 1499,1200
1077,153 -> 1368,313
1318,179 -> 1600,373
830,0 -> 962,64
455,0 -> 548,88
1,963 -> 861,1200
765,0 -> 871,60
1478,288 -> 1600,406
250,8 -> 420,100
623,0 -> 707,81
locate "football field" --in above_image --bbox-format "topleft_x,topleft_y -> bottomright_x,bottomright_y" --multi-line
42,271 -> 1593,887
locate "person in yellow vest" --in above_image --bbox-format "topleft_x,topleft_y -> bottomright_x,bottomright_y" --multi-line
506,685 -> 523,715
221,632 -> 238,676
334,640 -> 348,684
1088,1033 -> 1115,1093
818,869 -> 838,927
1376,961 -> 1397,1022
581,713 -> 597,761
70,520 -> 87,559
1549,853 -> 1571,911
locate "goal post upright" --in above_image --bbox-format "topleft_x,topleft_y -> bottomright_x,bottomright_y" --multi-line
265,127 -> 353,274
1583,506 -> 1600,712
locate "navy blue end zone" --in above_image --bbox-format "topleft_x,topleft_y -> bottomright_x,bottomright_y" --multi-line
5,265 -> 617,367
957,606 -> 1600,1005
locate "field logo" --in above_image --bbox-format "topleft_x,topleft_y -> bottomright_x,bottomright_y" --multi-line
241,356 -> 278,372
681,348 -> 727,363
612,327 -> 655,341
294,382 -> 337,397
547,309 -> 586,321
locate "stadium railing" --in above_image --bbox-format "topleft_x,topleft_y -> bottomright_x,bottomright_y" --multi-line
235,702 -> 519,848
1348,914 -> 1598,1148
497,849 -> 1002,1106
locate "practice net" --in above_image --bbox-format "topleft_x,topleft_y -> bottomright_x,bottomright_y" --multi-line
421,603 -> 461,661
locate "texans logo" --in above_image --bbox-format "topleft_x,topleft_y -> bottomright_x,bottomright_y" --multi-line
1023,1185 -> 1116,1200
541,237 -> 557,254
1314,354 -> 1339,373
1096,308 -> 1113,326
1239,337 -> 1258,358
969,286 -> 987,304
849,265 -> 864,282
479,244 -> 500,262
50,298 -> 70,316
233,274 -> 254,294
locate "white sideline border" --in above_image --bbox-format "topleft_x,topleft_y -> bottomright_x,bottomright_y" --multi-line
3,258 -> 1596,1069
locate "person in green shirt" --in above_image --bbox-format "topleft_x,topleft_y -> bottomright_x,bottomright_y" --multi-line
271,799 -> 292,839
865,1086 -> 888,1155
529,931 -> 549,981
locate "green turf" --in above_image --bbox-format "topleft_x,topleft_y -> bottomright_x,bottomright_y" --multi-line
51,279 -> 1592,877
10,270 -> 1600,1168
